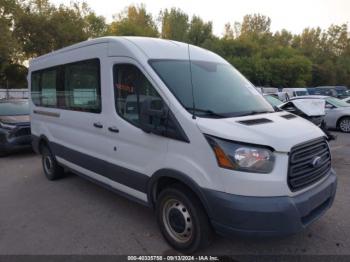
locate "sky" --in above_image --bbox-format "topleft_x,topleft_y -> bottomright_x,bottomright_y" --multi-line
51,0 -> 350,36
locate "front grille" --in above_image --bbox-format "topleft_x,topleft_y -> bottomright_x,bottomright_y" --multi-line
288,138 -> 331,191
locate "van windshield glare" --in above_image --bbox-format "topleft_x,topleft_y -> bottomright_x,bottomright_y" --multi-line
149,60 -> 274,118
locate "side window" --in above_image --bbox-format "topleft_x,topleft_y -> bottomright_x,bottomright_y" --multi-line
113,64 -> 161,126
41,69 -> 57,107
64,59 -> 101,113
30,59 -> 101,113
31,72 -> 41,106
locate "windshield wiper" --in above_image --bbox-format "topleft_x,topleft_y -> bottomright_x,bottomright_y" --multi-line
185,107 -> 227,118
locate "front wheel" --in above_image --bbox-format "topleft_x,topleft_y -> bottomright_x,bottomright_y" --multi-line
156,184 -> 213,254
338,117 -> 350,133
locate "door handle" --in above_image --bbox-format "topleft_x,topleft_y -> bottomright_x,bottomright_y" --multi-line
93,122 -> 103,128
108,126 -> 119,133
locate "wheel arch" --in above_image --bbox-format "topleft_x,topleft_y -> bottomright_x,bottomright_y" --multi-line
147,169 -> 213,218
32,134 -> 51,154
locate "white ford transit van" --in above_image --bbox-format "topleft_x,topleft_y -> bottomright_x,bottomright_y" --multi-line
283,88 -> 310,98
29,37 -> 337,253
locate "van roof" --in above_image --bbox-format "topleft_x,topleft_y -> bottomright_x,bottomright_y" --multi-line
30,36 -> 226,66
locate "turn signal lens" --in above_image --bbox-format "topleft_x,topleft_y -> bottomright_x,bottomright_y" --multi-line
212,144 -> 235,169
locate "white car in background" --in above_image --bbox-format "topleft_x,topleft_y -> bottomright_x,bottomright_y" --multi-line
263,94 -> 336,140
282,88 -> 309,98
292,96 -> 350,133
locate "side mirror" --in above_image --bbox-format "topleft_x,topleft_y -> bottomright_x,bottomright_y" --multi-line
325,103 -> 334,109
139,97 -> 168,134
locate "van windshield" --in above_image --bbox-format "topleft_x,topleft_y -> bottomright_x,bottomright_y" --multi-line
149,60 -> 274,118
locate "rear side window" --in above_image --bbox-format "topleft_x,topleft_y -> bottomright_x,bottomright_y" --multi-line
64,60 -> 101,112
30,59 -> 101,113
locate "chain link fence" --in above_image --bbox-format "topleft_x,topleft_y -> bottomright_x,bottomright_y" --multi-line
0,89 -> 29,100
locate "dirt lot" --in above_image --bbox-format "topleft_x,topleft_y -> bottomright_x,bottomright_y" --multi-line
0,132 -> 349,255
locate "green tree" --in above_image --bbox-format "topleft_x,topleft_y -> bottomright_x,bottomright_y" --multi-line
159,8 -> 188,41
84,12 -> 107,38
1,2 -> 349,89
274,29 -> 293,47
187,15 -> 213,46
3,63 -> 28,88
0,0 -> 21,86
294,27 -> 322,60
240,14 -> 271,37
13,0 -> 105,57
108,4 -> 158,37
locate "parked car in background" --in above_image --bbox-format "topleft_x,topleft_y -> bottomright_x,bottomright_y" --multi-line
291,96 -> 350,133
342,97 -> 350,104
268,92 -> 290,102
282,88 -> 309,98
315,86 -> 349,99
264,95 -> 334,140
263,94 -> 283,107
256,86 -> 279,94
257,88 -> 289,102
306,87 -> 316,95
0,99 -> 31,156
277,91 -> 290,102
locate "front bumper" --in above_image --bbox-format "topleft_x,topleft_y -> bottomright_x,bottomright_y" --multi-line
0,128 -> 32,154
204,169 -> 337,237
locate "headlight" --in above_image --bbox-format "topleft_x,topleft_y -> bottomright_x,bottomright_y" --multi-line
205,135 -> 275,173
0,121 -> 17,130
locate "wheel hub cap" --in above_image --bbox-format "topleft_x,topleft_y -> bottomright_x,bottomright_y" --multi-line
168,209 -> 186,233
163,199 -> 193,243
340,119 -> 350,132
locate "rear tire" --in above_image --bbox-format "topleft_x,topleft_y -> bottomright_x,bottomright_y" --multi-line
41,145 -> 64,180
156,184 -> 213,254
338,117 -> 350,133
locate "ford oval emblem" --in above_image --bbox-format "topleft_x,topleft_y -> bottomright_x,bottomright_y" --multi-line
311,156 -> 322,168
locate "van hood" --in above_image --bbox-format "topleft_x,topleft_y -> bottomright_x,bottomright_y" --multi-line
196,112 -> 325,152
0,115 -> 30,125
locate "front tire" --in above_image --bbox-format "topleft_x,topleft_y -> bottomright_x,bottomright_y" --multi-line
156,184 -> 213,254
41,145 -> 64,180
338,117 -> 350,133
